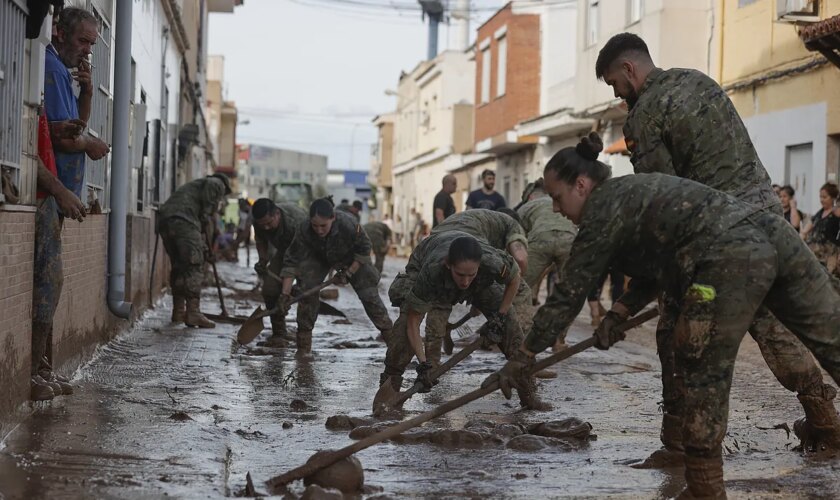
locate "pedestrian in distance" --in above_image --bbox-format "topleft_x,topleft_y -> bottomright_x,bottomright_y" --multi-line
466,169 -> 506,210
802,182 -> 840,278
779,185 -> 803,231
433,174 -> 457,227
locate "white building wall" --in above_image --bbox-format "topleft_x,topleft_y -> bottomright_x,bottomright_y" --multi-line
744,102 -> 827,215
539,3 -> 577,114
131,0 -> 180,123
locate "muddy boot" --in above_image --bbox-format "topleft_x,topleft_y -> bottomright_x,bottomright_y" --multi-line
425,337 -> 443,368
518,378 -> 553,411
296,330 -> 313,359
260,315 -> 290,348
633,414 -> 685,469
185,299 -> 216,328
794,389 -> 840,452
678,454 -> 726,499
171,295 -> 186,323
38,367 -> 73,395
33,374 -> 63,398
31,376 -> 55,401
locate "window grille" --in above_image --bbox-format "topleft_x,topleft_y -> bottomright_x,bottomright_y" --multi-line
0,0 -> 27,203
84,5 -> 112,209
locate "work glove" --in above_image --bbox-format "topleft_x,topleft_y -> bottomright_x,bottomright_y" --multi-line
482,311 -> 508,345
334,269 -> 352,286
481,349 -> 534,399
254,260 -> 267,276
594,311 -> 626,350
276,293 -> 293,315
414,361 -> 437,393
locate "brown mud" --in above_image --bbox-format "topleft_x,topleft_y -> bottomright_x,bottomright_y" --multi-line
0,253 -> 839,499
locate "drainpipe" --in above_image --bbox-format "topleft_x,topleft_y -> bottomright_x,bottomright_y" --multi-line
107,0 -> 133,319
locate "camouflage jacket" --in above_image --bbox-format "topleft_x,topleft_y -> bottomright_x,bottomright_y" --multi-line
253,202 -> 308,258
624,67 -> 780,215
516,196 -> 577,241
398,231 -> 520,314
364,222 -> 392,249
430,209 -> 527,251
337,203 -> 360,221
525,173 -> 759,353
280,210 -> 372,277
159,177 -> 227,229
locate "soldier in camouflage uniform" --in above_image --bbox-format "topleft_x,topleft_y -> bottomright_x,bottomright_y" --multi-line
487,141 -> 840,498
280,199 -> 392,357
424,209 -> 533,366
516,183 -> 577,310
251,198 -> 309,347
159,174 -> 230,328
363,221 -> 392,273
596,32 -> 840,460
383,231 -> 549,410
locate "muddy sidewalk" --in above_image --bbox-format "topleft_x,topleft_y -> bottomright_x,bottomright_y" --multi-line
1,256 -> 838,499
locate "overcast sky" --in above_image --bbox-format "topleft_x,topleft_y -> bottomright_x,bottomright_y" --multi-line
207,0 -> 501,170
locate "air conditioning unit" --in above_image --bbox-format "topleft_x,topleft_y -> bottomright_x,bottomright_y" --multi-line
777,0 -> 819,23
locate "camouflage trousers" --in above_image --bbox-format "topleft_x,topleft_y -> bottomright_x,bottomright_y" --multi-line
295,258 -> 392,335
262,252 -> 288,335
668,216 -> 840,460
369,235 -> 388,274
422,280 -> 534,365
159,217 -> 206,300
384,275 -> 527,378
523,233 -> 574,303
31,197 -> 64,375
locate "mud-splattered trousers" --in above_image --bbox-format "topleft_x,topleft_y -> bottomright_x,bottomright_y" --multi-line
158,217 -> 207,300
368,234 -> 388,274
384,274 -> 538,404
670,214 -> 840,461
294,258 -> 392,342
523,233 -> 574,305
652,208 -> 832,451
423,279 -> 534,365
622,66 -> 833,448
31,197 -> 63,375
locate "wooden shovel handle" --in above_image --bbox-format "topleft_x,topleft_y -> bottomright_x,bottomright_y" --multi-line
394,336 -> 484,407
265,307 -> 658,492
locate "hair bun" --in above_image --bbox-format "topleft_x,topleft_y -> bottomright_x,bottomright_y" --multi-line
576,132 -> 603,161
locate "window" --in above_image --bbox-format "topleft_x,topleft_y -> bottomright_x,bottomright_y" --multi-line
627,0 -> 643,25
480,46 -> 491,104
85,6 -> 112,208
587,0 -> 599,46
496,36 -> 507,97
291,171 -> 301,180
0,1 -> 26,203
739,0 -> 758,6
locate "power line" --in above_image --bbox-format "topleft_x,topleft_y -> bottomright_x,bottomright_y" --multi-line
239,135 -> 375,146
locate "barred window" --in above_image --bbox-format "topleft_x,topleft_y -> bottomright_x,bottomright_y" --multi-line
0,0 -> 27,204
84,5 -> 112,209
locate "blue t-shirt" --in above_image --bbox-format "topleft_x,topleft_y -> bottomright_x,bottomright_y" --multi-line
465,189 -> 506,211
44,44 -> 86,199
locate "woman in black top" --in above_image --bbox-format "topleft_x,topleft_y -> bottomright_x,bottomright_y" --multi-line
779,185 -> 803,231
803,182 -> 840,276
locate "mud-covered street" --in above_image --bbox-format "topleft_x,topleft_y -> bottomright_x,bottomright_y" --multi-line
1,255 -> 839,499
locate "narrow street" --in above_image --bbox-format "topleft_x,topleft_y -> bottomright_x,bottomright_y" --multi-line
1,255 -> 838,499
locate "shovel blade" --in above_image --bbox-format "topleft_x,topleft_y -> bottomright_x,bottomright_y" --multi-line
318,301 -> 347,318
237,306 -> 267,345
372,377 -> 400,416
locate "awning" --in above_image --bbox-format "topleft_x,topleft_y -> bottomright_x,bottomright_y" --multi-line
604,137 -> 629,155
799,14 -> 840,70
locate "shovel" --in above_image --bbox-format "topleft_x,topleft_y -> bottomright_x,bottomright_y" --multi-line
237,276 -> 340,345
372,313 -> 477,415
205,230 -> 230,318
264,268 -> 347,319
444,310 -> 474,354
264,307 -> 659,493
